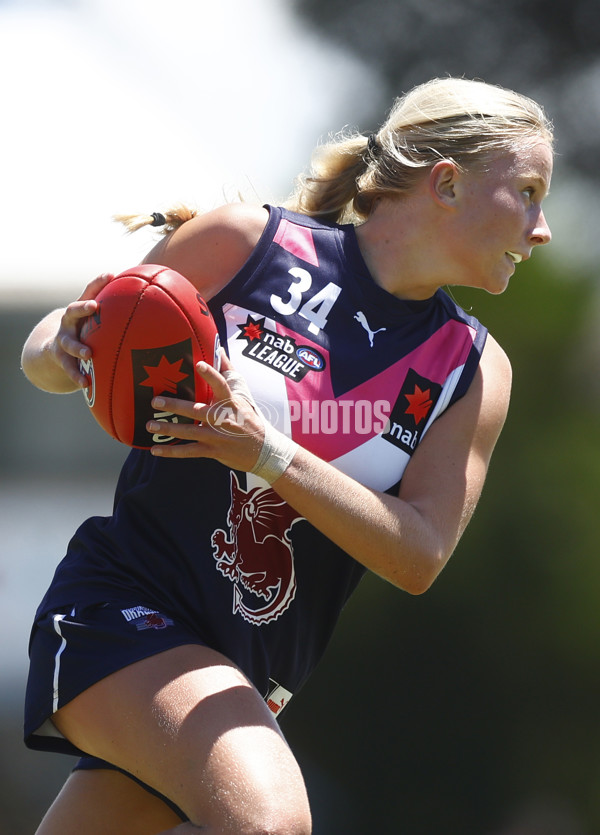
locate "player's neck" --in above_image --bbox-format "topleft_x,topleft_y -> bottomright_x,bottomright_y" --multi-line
355,199 -> 452,301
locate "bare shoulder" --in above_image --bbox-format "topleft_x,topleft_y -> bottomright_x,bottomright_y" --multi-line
480,333 -> 512,402
471,332 -> 512,442
143,202 -> 270,298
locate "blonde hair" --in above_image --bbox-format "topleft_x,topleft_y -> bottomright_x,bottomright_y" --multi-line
115,77 -> 553,234
285,76 -> 554,224
113,204 -> 198,235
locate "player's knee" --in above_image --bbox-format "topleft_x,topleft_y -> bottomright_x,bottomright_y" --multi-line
252,798 -> 312,835
187,784 -> 312,835
244,766 -> 312,834
237,806 -> 312,835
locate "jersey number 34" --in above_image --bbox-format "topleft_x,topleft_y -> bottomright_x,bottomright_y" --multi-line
270,268 -> 341,336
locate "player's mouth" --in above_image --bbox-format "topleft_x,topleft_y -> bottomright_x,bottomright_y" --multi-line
506,251 -> 523,264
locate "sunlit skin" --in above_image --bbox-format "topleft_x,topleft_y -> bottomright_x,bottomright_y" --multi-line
353,141 -> 553,301
440,141 -> 553,295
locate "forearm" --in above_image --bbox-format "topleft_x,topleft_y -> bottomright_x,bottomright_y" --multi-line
21,309 -> 81,393
271,446 -> 446,594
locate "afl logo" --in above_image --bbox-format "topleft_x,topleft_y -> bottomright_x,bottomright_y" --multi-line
296,346 -> 325,371
79,357 -> 96,407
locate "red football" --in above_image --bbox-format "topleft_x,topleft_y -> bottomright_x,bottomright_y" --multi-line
78,264 -> 220,448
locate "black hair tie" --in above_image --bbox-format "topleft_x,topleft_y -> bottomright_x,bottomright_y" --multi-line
367,134 -> 380,156
150,212 -> 166,227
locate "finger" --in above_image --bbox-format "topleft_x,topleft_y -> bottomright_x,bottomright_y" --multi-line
218,348 -> 233,373
59,334 -> 93,360
150,396 -> 206,421
146,419 -> 205,441
77,273 -> 113,301
70,364 -> 93,389
194,360 -> 233,401
64,299 -> 97,324
150,441 -> 209,459
56,351 -> 92,388
60,300 -> 100,359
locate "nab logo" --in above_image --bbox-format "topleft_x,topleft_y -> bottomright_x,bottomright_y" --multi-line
382,368 -> 442,454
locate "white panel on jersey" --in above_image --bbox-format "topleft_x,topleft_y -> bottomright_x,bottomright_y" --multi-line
330,434 -> 411,492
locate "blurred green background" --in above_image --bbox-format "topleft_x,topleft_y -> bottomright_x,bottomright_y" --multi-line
2,0 -> 600,833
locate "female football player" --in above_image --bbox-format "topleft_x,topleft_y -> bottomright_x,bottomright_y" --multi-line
21,76 -> 553,834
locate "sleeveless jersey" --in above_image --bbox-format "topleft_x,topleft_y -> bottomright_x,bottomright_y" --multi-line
34,205 -> 488,711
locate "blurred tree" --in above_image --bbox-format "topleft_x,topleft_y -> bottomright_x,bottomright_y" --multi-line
293,0 -> 600,173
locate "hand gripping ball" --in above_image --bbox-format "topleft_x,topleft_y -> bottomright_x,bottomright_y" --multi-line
78,264 -> 221,448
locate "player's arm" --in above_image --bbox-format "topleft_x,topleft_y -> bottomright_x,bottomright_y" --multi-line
274,335 -> 511,592
20,203 -> 268,394
20,275 -> 112,393
148,334 -> 511,594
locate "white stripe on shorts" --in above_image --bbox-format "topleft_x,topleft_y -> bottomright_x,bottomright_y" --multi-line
51,609 -> 74,713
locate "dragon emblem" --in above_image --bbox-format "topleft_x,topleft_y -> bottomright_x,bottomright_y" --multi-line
212,472 -> 302,625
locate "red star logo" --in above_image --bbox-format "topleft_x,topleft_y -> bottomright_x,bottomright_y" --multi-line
242,321 -> 264,341
404,385 -> 433,425
139,355 -> 188,396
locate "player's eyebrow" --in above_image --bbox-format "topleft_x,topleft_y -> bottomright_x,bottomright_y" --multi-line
519,172 -> 551,198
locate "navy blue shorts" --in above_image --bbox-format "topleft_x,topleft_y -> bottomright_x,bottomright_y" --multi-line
74,755 -> 188,822
24,600 -> 207,757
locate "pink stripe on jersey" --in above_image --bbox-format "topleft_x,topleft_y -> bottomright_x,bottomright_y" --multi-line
273,219 -> 319,267
279,319 -> 476,461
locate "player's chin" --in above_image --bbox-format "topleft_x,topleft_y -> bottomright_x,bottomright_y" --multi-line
481,270 -> 513,296
485,282 -> 510,296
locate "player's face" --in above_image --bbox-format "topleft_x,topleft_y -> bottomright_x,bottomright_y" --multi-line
451,141 -> 553,295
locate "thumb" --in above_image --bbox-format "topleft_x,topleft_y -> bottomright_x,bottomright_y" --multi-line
218,347 -> 233,374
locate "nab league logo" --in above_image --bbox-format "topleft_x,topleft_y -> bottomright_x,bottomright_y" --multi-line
212,472 -> 302,625
236,315 -> 325,381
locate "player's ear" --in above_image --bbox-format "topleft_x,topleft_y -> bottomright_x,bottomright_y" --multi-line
428,160 -> 460,208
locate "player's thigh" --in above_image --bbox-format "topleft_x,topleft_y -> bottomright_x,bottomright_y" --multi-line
35,768 -> 183,835
52,643 -> 311,831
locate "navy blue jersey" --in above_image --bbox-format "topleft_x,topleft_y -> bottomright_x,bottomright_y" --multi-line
33,205 -> 487,712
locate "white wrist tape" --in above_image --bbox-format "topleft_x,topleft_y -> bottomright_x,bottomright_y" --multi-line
223,368 -> 298,484
250,422 -> 299,485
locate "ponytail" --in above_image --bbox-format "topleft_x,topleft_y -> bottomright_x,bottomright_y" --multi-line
284,132 -> 373,225
113,203 -> 198,235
